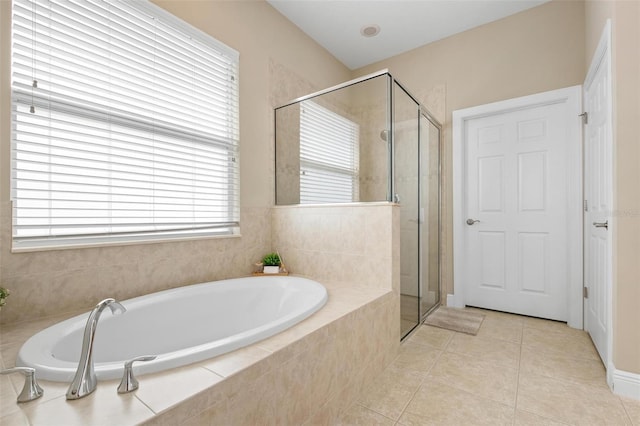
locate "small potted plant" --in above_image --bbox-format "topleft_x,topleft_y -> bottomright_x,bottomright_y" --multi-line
262,253 -> 281,274
0,287 -> 10,311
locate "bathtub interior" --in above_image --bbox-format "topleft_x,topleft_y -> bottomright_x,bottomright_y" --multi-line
17,276 -> 328,381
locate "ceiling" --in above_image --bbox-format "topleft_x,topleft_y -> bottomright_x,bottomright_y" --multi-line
267,0 -> 550,70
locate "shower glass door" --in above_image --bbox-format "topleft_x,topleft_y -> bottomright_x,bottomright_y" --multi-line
419,111 -> 441,319
394,83 -> 421,338
395,82 -> 442,339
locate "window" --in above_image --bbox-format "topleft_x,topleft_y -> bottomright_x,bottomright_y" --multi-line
11,0 -> 239,250
299,101 -> 359,204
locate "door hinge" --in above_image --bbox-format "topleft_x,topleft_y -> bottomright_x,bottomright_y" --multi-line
584,286 -> 589,299
584,199 -> 588,212
579,112 -> 588,124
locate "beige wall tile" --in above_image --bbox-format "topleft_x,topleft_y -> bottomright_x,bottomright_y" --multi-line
179,399 -> 228,426
134,366 -> 224,415
201,345 -> 273,379
20,386 -> 154,426
272,204 -> 397,292
226,369 -> 279,426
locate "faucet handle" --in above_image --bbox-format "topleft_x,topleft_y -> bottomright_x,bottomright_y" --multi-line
117,355 -> 157,394
1,367 -> 44,403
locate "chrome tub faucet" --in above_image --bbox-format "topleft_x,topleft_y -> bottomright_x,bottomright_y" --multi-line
66,298 -> 126,400
0,367 -> 44,402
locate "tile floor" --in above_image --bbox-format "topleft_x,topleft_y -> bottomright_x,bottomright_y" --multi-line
337,307 -> 640,425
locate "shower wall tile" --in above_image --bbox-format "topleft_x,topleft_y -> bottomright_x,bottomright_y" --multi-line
272,203 -> 398,292
0,207 -> 272,325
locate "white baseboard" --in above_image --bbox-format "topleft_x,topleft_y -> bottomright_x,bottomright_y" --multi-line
446,293 -> 464,308
612,368 -> 640,400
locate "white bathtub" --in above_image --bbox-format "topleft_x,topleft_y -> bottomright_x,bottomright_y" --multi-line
17,276 -> 327,382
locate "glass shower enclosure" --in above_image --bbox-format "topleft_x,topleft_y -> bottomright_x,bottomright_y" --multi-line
274,71 -> 441,339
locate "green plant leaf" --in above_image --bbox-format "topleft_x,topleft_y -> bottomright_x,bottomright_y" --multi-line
262,253 -> 281,266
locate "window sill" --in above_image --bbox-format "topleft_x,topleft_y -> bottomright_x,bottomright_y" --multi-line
11,232 -> 242,254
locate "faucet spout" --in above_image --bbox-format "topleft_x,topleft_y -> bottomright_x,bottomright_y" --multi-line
66,298 -> 126,400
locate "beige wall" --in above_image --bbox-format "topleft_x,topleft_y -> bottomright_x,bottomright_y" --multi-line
0,0 -> 351,324
585,0 -> 640,375
353,0 -> 586,301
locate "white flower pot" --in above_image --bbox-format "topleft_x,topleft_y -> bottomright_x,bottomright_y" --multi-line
263,266 -> 280,274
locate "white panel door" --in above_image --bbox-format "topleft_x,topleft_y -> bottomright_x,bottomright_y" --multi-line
583,23 -> 612,365
464,103 -> 569,320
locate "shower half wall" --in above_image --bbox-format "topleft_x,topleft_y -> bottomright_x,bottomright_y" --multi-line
274,70 -> 442,339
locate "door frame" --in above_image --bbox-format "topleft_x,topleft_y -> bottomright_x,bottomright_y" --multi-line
452,86 -> 583,328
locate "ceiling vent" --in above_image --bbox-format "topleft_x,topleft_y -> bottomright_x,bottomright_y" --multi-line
360,25 -> 380,38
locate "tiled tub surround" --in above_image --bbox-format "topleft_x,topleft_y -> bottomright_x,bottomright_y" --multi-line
1,204 -> 401,424
0,281 -> 399,425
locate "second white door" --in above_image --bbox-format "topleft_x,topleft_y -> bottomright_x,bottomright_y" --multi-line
583,21 -> 612,365
462,100 -> 575,321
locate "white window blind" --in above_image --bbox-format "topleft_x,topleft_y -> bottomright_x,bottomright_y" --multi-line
11,0 -> 240,250
299,101 -> 359,204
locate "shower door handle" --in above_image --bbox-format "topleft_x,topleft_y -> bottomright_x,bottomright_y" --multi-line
466,219 -> 480,225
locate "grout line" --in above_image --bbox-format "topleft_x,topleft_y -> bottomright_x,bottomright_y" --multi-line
442,330 -> 455,351
354,402 -> 397,423
392,371 -> 429,423
134,394 -> 159,416
516,408 -> 574,426
512,320 -> 524,425
618,397 -> 636,425
393,339 -> 448,423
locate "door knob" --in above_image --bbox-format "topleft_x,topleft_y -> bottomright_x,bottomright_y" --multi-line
593,220 -> 608,230
466,219 -> 480,225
